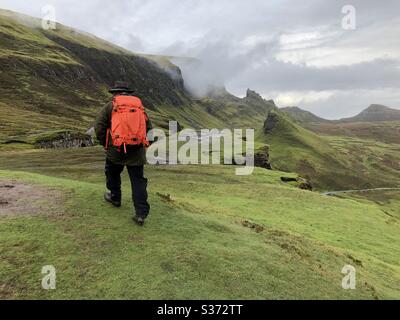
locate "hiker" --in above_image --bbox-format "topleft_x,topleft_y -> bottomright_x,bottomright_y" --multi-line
95,81 -> 152,226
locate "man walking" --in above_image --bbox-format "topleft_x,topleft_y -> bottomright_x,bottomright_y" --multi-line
95,81 -> 152,226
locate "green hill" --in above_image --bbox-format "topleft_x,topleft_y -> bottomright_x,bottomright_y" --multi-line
1,9 -> 400,300
0,147 -> 399,299
258,110 -> 400,190
339,104 -> 400,123
0,9 -> 271,146
280,106 -> 329,124
306,121 -> 400,145
280,106 -> 400,146
281,104 -> 400,124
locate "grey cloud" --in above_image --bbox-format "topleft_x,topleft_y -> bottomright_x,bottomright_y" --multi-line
1,0 -> 400,118
233,57 -> 400,92
171,34 -> 400,94
305,89 -> 400,119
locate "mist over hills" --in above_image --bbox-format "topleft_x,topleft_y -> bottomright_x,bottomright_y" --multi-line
0,8 -> 273,144
2,7 -> 398,138
1,8 -> 399,190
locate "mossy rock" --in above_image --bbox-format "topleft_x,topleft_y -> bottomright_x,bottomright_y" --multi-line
34,130 -> 94,148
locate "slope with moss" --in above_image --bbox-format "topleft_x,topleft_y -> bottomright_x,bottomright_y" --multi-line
0,147 -> 399,299
258,110 -> 400,190
0,9 -> 273,147
280,105 -> 400,145
0,9 -> 191,141
305,121 -> 400,145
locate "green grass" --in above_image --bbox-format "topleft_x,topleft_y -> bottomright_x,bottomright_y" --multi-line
0,8 -> 272,147
258,111 -> 400,190
0,147 -> 399,299
306,121 -> 400,145
1,8 -> 399,299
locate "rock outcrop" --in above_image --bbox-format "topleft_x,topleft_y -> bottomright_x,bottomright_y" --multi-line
35,131 -> 94,149
254,145 -> 272,170
246,89 -> 265,101
281,176 -> 313,191
263,111 -> 279,134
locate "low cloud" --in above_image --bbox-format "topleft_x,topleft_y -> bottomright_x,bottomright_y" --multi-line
1,0 -> 400,118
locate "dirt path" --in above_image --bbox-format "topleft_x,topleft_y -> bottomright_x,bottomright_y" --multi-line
0,179 -> 63,217
322,187 -> 400,196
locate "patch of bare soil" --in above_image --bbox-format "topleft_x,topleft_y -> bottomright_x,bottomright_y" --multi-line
241,220 -> 265,233
0,283 -> 15,298
0,179 -> 63,218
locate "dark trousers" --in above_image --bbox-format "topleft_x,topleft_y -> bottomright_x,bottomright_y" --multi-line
105,159 -> 150,217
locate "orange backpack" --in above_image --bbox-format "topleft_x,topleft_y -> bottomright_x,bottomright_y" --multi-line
106,95 -> 149,152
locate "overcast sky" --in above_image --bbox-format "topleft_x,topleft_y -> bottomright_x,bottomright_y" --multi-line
1,0 -> 400,119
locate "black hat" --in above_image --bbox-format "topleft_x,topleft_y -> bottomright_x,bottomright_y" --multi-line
109,81 -> 134,93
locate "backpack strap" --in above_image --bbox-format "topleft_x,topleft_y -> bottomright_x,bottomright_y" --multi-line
105,128 -> 110,150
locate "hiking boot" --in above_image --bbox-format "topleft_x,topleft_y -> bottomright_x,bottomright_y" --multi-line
133,215 -> 146,226
104,192 -> 121,208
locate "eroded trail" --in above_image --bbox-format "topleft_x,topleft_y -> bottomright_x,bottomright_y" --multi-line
0,179 -> 63,217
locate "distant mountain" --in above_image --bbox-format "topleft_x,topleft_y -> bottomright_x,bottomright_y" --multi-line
305,104 -> 400,144
338,104 -> 400,122
280,107 -> 329,124
281,105 -> 400,124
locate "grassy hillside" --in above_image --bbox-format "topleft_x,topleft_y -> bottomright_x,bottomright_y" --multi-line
280,105 -> 400,144
306,121 -> 400,145
1,9 -> 399,300
257,110 -> 400,190
0,9 -> 271,147
0,9 -> 188,141
0,147 -> 399,299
